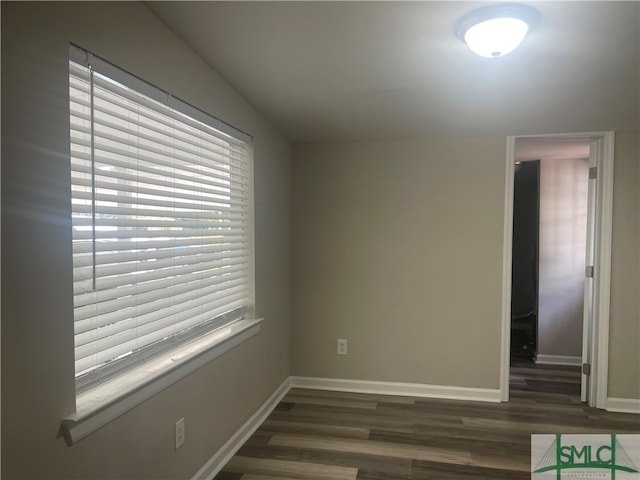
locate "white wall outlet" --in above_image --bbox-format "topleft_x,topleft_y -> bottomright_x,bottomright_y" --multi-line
337,338 -> 348,355
175,417 -> 185,450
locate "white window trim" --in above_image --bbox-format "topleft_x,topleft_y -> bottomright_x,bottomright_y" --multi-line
61,317 -> 262,446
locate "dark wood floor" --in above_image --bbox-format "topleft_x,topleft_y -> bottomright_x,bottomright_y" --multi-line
510,355 -> 583,397
214,361 -> 639,479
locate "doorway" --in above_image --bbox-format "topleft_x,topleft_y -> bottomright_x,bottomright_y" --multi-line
510,143 -> 590,400
500,132 -> 615,408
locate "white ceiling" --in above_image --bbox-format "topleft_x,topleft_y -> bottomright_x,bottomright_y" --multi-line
146,1 -> 640,143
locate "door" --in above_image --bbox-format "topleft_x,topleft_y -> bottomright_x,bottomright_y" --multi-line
581,140 -> 598,404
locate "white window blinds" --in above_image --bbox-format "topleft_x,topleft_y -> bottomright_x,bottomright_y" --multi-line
69,45 -> 254,391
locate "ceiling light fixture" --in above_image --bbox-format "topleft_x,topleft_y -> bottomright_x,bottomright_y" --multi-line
457,4 -> 540,58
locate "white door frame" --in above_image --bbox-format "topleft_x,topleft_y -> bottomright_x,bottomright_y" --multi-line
499,131 -> 615,408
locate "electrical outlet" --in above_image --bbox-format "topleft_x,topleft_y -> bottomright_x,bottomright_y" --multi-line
175,417 -> 185,450
337,338 -> 348,355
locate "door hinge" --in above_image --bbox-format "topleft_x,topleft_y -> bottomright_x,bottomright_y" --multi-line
585,265 -> 594,278
589,166 -> 597,179
583,363 -> 591,375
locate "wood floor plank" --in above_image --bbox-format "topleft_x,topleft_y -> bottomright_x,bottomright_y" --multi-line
283,394 -> 377,410
411,459 -> 530,479
269,404 -> 416,431
212,472 -> 242,480
260,419 -> 370,439
288,388 -> 416,405
467,449 -> 531,471
240,476 -> 300,480
411,423 -> 531,444
462,414 -> 638,433
268,433 -> 472,465
236,442 -> 413,478
224,456 -> 358,480
368,429 -> 530,458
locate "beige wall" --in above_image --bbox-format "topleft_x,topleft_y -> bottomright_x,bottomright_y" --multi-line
608,130 -> 640,399
1,2 -> 291,478
537,157 -> 589,358
291,132 -> 639,401
291,138 -> 507,389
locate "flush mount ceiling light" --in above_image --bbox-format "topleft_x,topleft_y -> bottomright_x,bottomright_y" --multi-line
457,4 -> 540,58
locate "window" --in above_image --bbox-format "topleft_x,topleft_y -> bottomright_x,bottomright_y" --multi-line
68,45 -> 254,395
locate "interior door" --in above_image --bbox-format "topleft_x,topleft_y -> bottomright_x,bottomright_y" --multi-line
580,140 -> 598,404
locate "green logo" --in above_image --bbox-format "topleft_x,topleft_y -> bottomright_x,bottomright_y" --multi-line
533,434 -> 639,479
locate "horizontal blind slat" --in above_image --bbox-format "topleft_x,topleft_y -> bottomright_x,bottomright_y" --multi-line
71,96 -> 240,156
91,73 -> 249,149
73,248 -> 248,281
74,258 -> 249,294
70,148 -> 250,194
72,236 -> 249,255
75,283 -> 248,342
72,215 -> 247,230
72,266 -> 248,309
72,202 -> 249,220
72,242 -> 246,265
72,229 -> 249,248
71,175 -> 249,208
69,155 -> 250,199
74,273 -> 248,327
79,121 -> 242,178
75,298 -> 248,374
75,294 -> 248,363
69,51 -> 253,384
75,192 -> 247,214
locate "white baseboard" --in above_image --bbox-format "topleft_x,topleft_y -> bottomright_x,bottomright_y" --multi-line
191,377 -> 291,480
290,376 -> 501,403
606,397 -> 640,414
535,354 -> 582,366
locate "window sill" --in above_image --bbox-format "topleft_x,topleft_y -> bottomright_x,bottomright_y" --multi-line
60,318 -> 263,446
